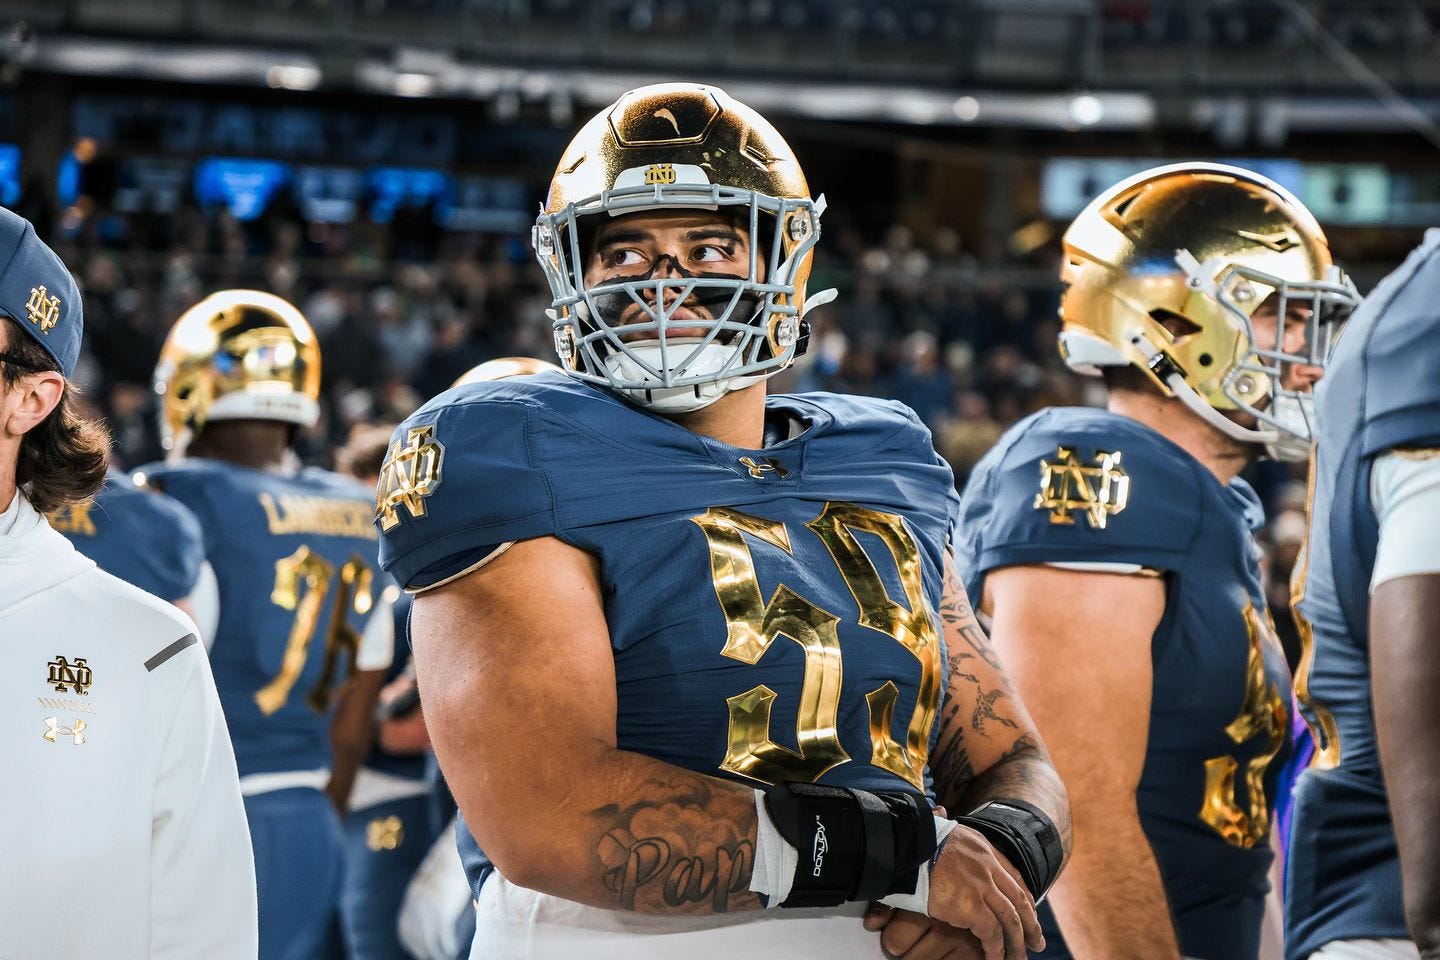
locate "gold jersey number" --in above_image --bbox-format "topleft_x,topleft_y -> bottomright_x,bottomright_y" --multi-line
255,545 -> 375,716
1199,601 -> 1290,848
690,503 -> 942,790
1290,449 -> 1343,770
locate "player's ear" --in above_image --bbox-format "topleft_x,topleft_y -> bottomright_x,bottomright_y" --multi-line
2,369 -> 64,438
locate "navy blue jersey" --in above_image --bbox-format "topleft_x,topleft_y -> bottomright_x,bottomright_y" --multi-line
1285,230 -> 1440,959
140,458 -> 382,777
955,407 -> 1291,960
50,468 -> 205,602
377,372 -> 960,897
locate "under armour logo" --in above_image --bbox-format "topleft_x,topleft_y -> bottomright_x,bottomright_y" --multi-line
739,456 -> 789,480
43,717 -> 87,745
47,656 -> 93,696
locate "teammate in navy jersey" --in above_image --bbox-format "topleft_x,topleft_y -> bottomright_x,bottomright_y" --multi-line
142,289 -> 395,960
1286,233 -> 1440,960
376,83 -> 1069,960
329,423 -> 433,960
51,467 -> 215,634
954,164 -> 1359,960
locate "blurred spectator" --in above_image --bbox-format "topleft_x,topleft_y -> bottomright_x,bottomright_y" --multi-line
887,331 -> 954,432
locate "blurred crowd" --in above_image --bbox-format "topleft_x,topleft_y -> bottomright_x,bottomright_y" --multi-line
46,190 -> 1312,663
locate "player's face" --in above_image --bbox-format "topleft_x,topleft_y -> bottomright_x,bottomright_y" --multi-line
1250,294 -> 1322,392
583,210 -> 763,339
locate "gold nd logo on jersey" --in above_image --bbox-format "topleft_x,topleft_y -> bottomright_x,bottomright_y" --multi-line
1034,446 -> 1130,529
366,815 -> 404,851
376,425 -> 446,531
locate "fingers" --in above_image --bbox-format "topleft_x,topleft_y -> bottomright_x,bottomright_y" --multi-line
989,855 -> 1044,952
865,902 -> 897,932
905,925 -> 987,960
878,909 -> 931,957
926,827 -> 1040,960
980,883 -> 1029,960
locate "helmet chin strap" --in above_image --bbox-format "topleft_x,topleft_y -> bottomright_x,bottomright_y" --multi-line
1125,329 -> 1285,451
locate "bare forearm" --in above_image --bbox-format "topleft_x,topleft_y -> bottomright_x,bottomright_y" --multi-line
327,670 -> 385,812
950,734 -> 1072,857
470,744 -> 764,916
1372,575 -> 1440,954
932,561 -> 1072,854
1045,813 -> 1180,960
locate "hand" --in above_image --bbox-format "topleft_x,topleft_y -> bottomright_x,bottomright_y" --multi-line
865,904 -> 986,959
926,823 -> 1044,960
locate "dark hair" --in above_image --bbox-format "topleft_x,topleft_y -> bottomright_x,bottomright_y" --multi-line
1,317 -> 109,513
334,423 -> 396,482
1101,363 -> 1160,397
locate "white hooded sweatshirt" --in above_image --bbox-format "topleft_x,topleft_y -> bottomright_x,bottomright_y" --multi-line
0,491 -> 258,960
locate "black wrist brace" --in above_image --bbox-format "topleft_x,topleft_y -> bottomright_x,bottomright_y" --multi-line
954,799 -> 1064,900
762,782 -> 936,908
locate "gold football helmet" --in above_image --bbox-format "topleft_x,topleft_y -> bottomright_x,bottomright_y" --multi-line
450,356 -> 562,389
533,82 -> 834,413
1059,162 -> 1360,460
154,289 -> 322,453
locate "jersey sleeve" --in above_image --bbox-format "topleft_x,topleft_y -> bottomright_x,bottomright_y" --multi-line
377,393 -> 558,591
140,493 -> 207,602
962,413 -> 1203,576
1370,450 -> 1440,590
1356,229 -> 1440,454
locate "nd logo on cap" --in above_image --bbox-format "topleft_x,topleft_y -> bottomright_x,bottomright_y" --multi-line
0,208 -> 83,378
26,285 -> 61,334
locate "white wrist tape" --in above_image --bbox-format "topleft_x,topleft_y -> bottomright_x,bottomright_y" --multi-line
879,817 -> 958,913
749,789 -> 799,907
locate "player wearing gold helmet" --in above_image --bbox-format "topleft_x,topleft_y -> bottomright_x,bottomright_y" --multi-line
376,83 -> 1070,960
141,290 -> 396,960
950,163 -> 1360,960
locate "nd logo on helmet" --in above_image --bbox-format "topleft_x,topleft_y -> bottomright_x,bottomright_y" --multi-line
644,164 -> 677,186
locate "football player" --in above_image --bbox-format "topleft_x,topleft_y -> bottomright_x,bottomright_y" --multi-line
0,207 -> 255,958
141,289 -> 395,960
1285,233 -> 1440,960
377,83 -> 1069,960
951,163 -> 1359,959
50,467 -> 218,638
332,422 -> 432,960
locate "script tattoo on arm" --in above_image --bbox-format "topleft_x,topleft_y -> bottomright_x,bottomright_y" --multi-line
930,560 -> 1073,855
589,775 -> 763,915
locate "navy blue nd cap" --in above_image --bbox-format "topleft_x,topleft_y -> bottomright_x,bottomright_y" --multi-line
0,207 -> 82,378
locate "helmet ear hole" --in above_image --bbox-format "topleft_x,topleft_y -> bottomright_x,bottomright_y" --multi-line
1148,308 -> 1202,341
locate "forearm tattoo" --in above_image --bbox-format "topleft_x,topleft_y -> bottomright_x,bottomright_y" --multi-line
590,777 -> 761,914
931,563 -> 1073,854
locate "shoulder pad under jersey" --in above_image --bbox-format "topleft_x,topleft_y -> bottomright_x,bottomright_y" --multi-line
376,376 -> 561,590
786,391 -> 961,545
1322,228 -> 1440,455
55,470 -> 206,602
958,407 -> 1206,577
